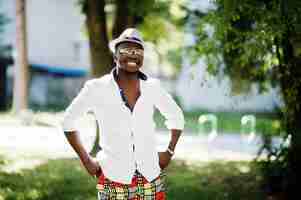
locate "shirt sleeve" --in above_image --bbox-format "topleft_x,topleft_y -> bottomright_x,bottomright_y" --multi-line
153,78 -> 185,131
61,80 -> 94,132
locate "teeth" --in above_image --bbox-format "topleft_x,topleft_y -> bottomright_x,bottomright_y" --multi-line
128,62 -> 137,67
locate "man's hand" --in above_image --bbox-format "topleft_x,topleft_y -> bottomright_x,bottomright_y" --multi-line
158,129 -> 181,170
80,155 -> 102,177
64,131 -> 102,178
158,151 -> 172,170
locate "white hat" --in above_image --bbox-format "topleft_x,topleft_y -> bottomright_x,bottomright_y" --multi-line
109,28 -> 145,54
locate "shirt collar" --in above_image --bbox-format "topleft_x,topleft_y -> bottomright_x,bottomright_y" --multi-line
110,67 -> 148,81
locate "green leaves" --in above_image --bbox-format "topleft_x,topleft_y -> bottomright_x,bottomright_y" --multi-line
187,0 -> 301,95
139,15 -> 168,43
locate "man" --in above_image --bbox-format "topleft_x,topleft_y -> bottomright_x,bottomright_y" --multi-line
62,28 -> 185,200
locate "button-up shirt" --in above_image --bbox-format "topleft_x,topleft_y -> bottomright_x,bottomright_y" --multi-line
61,67 -> 185,184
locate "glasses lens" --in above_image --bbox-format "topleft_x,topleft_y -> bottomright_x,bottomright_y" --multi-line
134,49 -> 144,56
119,48 -> 143,56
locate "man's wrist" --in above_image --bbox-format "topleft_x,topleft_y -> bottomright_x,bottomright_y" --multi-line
166,147 -> 175,157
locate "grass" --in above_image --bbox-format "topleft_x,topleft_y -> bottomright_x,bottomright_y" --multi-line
0,108 -> 282,136
166,160 -> 264,200
0,154 -> 265,200
154,109 -> 282,135
0,158 -> 96,200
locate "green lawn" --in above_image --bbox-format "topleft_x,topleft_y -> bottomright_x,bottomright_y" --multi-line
154,109 -> 282,135
0,155 -> 264,200
0,109 -> 282,136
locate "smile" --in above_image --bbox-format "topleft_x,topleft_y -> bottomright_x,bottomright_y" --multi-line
127,61 -> 138,67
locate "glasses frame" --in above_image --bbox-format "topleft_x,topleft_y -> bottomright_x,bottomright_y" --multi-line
118,48 -> 144,57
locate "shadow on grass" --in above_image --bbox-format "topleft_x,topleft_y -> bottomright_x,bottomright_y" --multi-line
165,160 -> 264,200
0,157 -> 265,200
0,158 -> 97,200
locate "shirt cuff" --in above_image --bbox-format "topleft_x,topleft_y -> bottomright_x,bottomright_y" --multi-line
165,115 -> 185,131
61,122 -> 76,133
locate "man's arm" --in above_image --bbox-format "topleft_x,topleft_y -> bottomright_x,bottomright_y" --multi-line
158,129 -> 182,170
61,80 -> 100,176
167,129 -> 182,152
64,130 -> 100,177
153,79 -> 185,169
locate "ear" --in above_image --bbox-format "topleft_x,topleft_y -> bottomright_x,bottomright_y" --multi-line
113,54 -> 118,61
113,55 -> 119,66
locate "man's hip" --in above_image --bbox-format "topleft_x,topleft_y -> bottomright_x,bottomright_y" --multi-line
96,169 -> 166,200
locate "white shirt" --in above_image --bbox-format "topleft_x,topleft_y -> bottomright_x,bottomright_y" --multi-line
61,68 -> 185,184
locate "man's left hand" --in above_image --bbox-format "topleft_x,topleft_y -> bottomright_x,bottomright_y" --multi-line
158,151 -> 172,170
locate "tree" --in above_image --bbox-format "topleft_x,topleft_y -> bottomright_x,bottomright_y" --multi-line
79,0 -> 111,78
78,0 -> 158,78
187,0 -> 301,199
13,0 -> 29,113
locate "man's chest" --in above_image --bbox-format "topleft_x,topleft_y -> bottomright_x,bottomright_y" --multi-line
94,83 -> 154,113
119,87 -> 141,111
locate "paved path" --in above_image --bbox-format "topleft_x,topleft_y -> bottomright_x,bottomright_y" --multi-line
0,125 -> 284,163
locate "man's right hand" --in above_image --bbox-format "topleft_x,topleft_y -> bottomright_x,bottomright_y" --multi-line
81,155 -> 102,177
64,131 -> 102,178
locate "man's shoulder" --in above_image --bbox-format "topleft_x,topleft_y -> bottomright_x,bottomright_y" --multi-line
144,76 -> 161,88
85,74 -> 111,86
144,76 -> 160,84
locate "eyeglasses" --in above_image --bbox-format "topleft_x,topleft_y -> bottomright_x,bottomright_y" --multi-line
118,48 -> 144,56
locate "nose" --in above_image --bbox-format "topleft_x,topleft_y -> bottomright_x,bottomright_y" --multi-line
129,49 -> 137,55
127,52 -> 138,58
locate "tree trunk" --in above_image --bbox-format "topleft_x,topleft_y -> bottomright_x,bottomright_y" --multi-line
279,60 -> 301,200
84,0 -> 112,78
89,114 -> 102,157
279,56 -> 301,200
0,60 -> 7,111
279,1 -> 301,196
13,0 -> 29,113
112,0 -> 135,38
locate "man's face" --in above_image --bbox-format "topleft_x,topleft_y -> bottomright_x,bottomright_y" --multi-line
115,42 -> 144,72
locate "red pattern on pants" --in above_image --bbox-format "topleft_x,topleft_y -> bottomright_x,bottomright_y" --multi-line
96,169 -> 166,200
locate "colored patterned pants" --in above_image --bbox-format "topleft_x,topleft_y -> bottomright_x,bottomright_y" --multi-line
96,169 -> 166,200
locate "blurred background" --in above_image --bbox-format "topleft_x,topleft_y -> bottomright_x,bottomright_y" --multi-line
0,0 -> 300,200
